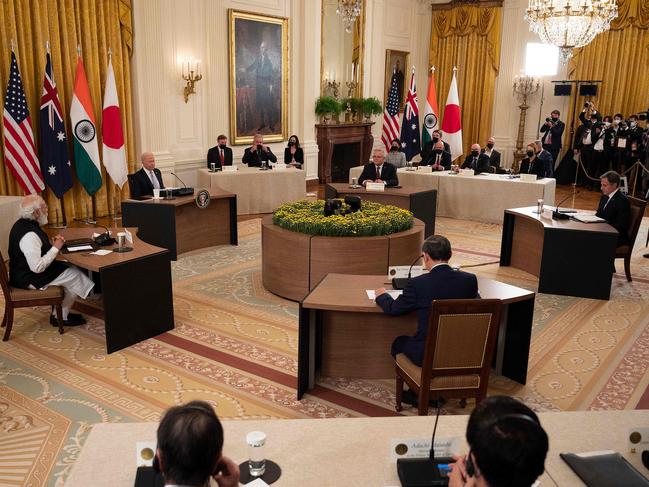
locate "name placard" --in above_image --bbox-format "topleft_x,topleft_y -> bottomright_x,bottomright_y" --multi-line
366,182 -> 385,192
136,441 -> 156,467
223,165 -> 237,172
520,173 -> 537,182
274,163 -> 287,171
460,169 -> 475,176
390,437 -> 461,462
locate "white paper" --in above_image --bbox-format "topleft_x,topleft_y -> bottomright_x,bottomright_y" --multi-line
366,182 -> 385,192
390,437 -> 461,462
90,249 -> 112,256
66,245 -> 93,252
520,173 -> 537,182
246,479 -> 270,487
124,229 -> 133,244
223,165 -> 237,172
617,137 -> 627,148
571,213 -> 606,223
367,290 -> 403,300
135,441 -> 156,467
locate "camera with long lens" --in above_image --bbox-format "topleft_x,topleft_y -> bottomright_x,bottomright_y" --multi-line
545,117 -> 551,122
323,199 -> 342,217
323,196 -> 362,217
638,109 -> 649,121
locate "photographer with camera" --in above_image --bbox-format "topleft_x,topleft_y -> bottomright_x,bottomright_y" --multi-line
242,133 -> 277,167
592,115 -> 616,189
539,109 -> 565,165
574,102 -> 601,188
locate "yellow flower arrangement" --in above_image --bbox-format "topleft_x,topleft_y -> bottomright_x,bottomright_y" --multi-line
272,199 -> 414,237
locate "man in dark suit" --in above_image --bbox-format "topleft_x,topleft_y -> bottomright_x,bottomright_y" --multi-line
207,134 -> 233,170
535,141 -> 554,178
374,235 -> 479,370
596,171 -> 631,246
130,152 -> 165,198
422,140 -> 451,170
519,144 -> 545,179
461,144 -> 491,174
421,129 -> 451,163
358,148 -> 399,187
540,109 -> 565,165
482,136 -> 501,172
242,133 -> 277,167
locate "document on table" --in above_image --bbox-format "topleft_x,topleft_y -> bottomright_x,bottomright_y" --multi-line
571,213 -> 606,223
66,245 -> 93,252
366,290 -> 403,300
90,249 -> 112,256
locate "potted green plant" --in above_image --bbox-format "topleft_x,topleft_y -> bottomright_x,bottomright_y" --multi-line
361,97 -> 383,122
315,96 -> 341,124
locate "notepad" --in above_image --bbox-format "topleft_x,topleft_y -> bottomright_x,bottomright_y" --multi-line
66,245 -> 93,252
571,213 -> 606,223
367,290 -> 403,300
90,249 -> 112,256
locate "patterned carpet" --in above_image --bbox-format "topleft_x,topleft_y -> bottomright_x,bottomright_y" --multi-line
0,216 -> 648,485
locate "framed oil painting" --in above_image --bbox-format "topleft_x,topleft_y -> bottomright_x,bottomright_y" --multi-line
384,49 -> 410,112
228,9 -> 289,145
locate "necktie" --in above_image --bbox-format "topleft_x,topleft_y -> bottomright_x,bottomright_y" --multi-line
220,149 -> 224,165
546,130 -> 552,145
436,154 -> 440,166
150,170 -> 160,189
376,165 -> 381,179
472,158 -> 477,170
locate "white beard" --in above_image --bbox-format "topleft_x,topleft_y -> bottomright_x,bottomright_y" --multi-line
37,213 -> 48,226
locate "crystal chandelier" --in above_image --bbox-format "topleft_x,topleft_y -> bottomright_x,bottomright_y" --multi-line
525,0 -> 618,63
336,0 -> 362,33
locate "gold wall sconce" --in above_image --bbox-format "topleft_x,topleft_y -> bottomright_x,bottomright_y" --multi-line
182,58 -> 202,103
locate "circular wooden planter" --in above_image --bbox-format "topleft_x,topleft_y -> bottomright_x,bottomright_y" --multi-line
261,215 -> 425,301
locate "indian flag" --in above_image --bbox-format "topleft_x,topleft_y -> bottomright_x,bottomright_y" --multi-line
421,66 -> 439,149
70,56 -> 102,195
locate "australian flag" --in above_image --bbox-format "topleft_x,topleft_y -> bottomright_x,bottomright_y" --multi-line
399,69 -> 421,162
39,52 -> 72,198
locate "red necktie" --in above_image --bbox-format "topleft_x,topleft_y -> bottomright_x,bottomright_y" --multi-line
220,149 -> 224,165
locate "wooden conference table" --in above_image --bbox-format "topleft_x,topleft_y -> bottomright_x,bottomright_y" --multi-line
55,227 -> 174,353
65,410 -> 649,486
325,183 -> 437,237
197,166 -> 306,215
298,274 -> 535,399
500,206 -> 618,300
121,188 -> 237,260
348,166 -> 556,223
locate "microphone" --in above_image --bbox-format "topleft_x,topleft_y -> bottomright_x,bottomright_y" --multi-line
392,255 -> 422,290
552,191 -> 580,220
170,172 -> 187,188
397,398 -> 454,486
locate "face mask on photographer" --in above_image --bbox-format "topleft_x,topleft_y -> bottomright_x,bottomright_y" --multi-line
486,143 -> 494,149
551,114 -> 559,121
630,120 -> 637,128
526,150 -> 534,158
614,117 -> 621,123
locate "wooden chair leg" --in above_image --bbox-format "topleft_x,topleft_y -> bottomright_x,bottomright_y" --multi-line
418,388 -> 430,416
624,255 -> 632,282
2,305 -> 14,341
1,306 -> 6,328
395,375 -> 404,412
55,305 -> 65,335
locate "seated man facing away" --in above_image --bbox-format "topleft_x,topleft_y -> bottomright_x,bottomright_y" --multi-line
156,400 -> 239,487
449,395 -> 549,487
596,170 -> 630,247
358,148 -> 399,187
461,144 -> 491,174
374,235 -> 479,368
8,195 -> 94,326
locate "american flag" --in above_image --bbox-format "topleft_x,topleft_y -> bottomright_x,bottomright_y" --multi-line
381,71 -> 400,151
40,52 -> 72,198
399,69 -> 421,162
2,52 -> 44,194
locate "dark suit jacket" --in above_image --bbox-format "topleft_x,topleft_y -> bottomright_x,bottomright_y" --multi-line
375,264 -> 479,366
596,190 -> 631,246
519,157 -> 544,179
242,147 -> 277,167
540,120 -> 565,150
358,162 -> 399,187
207,145 -> 233,169
461,153 -> 490,174
129,167 -> 165,198
482,149 -> 501,169
422,150 -> 452,170
537,149 -> 554,178
421,140 -> 451,162
284,147 -> 304,165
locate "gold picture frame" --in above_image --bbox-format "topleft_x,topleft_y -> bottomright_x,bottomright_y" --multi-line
384,50 -> 410,113
228,9 -> 289,145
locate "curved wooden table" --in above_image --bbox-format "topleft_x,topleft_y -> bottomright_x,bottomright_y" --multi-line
262,215 -> 425,301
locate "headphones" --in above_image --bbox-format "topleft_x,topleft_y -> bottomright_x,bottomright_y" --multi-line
466,413 -> 540,478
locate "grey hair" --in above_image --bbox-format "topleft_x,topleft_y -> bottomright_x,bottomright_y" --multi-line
18,199 -> 42,220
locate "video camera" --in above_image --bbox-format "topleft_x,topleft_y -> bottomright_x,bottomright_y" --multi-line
638,109 -> 649,121
323,196 -> 362,217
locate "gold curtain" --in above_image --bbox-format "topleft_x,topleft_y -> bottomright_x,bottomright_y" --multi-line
0,0 -> 134,222
566,0 -> 649,142
429,2 -> 502,157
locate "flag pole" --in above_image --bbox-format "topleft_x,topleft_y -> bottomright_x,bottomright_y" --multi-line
50,196 -> 67,229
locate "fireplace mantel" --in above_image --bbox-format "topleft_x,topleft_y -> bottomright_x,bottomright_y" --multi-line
315,122 -> 375,183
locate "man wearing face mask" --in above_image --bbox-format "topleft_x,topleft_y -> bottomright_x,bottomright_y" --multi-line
207,134 -> 233,170
574,102 -> 601,187
242,133 -> 277,167
592,116 -> 615,187
461,144 -> 490,174
421,129 -> 450,163
519,144 -> 544,178
423,140 -> 451,170
534,140 -> 554,178
481,137 -> 501,172
385,138 -> 407,168
540,109 -> 565,165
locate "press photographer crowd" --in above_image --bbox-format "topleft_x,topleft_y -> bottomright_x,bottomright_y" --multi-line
550,101 -> 649,195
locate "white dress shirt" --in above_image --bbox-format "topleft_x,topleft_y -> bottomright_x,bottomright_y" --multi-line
18,232 -> 59,274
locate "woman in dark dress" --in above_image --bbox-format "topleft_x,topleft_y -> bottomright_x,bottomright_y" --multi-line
284,135 -> 304,168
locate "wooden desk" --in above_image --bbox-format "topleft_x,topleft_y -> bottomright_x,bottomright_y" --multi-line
325,183 -> 437,237
500,206 -> 618,300
57,227 -> 174,353
121,188 -> 237,260
297,274 -> 534,399
65,411 -> 649,486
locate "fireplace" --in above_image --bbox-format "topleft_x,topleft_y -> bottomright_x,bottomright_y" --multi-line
315,122 -> 374,183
